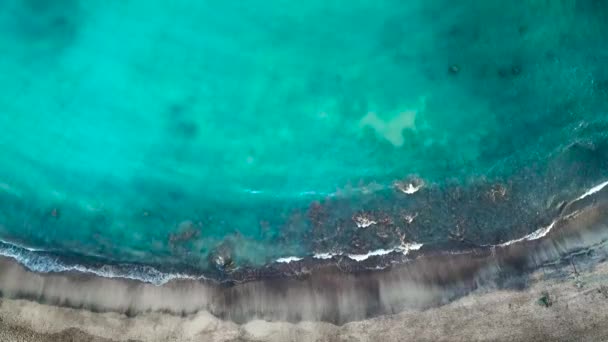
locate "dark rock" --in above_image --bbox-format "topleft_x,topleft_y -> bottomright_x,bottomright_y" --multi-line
487,183 -> 508,202
498,65 -> 522,78
50,208 -> 60,219
599,285 -> 608,299
209,242 -> 235,272
169,221 -> 200,246
537,290 -> 553,307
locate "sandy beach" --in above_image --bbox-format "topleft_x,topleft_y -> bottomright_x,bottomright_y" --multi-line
1,253 -> 608,342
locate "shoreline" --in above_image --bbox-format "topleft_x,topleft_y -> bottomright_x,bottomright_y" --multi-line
1,163 -> 598,284
1,238 -> 608,341
0,181 -> 607,326
1,174 -> 605,286
2,1 -> 608,340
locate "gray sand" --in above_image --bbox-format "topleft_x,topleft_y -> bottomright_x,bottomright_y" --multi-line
1,259 -> 608,342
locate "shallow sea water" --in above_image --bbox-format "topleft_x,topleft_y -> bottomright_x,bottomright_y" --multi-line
1,0 -> 608,279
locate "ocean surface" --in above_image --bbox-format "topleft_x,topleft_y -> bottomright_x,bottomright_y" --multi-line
1,0 -> 608,283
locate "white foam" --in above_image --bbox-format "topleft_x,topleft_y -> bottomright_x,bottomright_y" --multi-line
354,216 -> 377,228
499,221 -> 556,247
403,213 -> 417,224
0,240 -> 205,286
0,237 -> 422,287
0,238 -> 45,252
403,183 -> 422,194
275,256 -> 303,263
577,180 -> 608,200
394,180 -> 424,195
313,252 -> 335,260
347,249 -> 395,261
347,243 -> 423,261
396,242 -> 424,254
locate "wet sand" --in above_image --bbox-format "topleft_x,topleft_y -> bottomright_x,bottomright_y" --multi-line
1,253 -> 608,342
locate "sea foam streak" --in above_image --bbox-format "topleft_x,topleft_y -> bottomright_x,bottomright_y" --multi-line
347,249 -> 395,261
498,221 -> 556,246
577,180 -> 608,200
499,179 -> 608,246
313,252 -> 335,260
276,256 -> 303,263
311,242 -> 424,262
0,240 -> 202,286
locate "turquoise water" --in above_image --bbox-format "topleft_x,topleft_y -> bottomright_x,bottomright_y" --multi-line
1,1 -> 608,279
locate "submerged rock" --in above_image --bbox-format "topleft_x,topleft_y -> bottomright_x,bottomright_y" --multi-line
393,176 -> 425,195
352,212 -> 377,228
487,183 -> 508,202
209,242 -> 235,273
49,208 -> 60,219
168,221 -> 201,247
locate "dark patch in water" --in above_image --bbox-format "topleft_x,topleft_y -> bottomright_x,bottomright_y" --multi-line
174,120 -> 199,139
5,0 -> 82,52
165,99 -> 200,140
